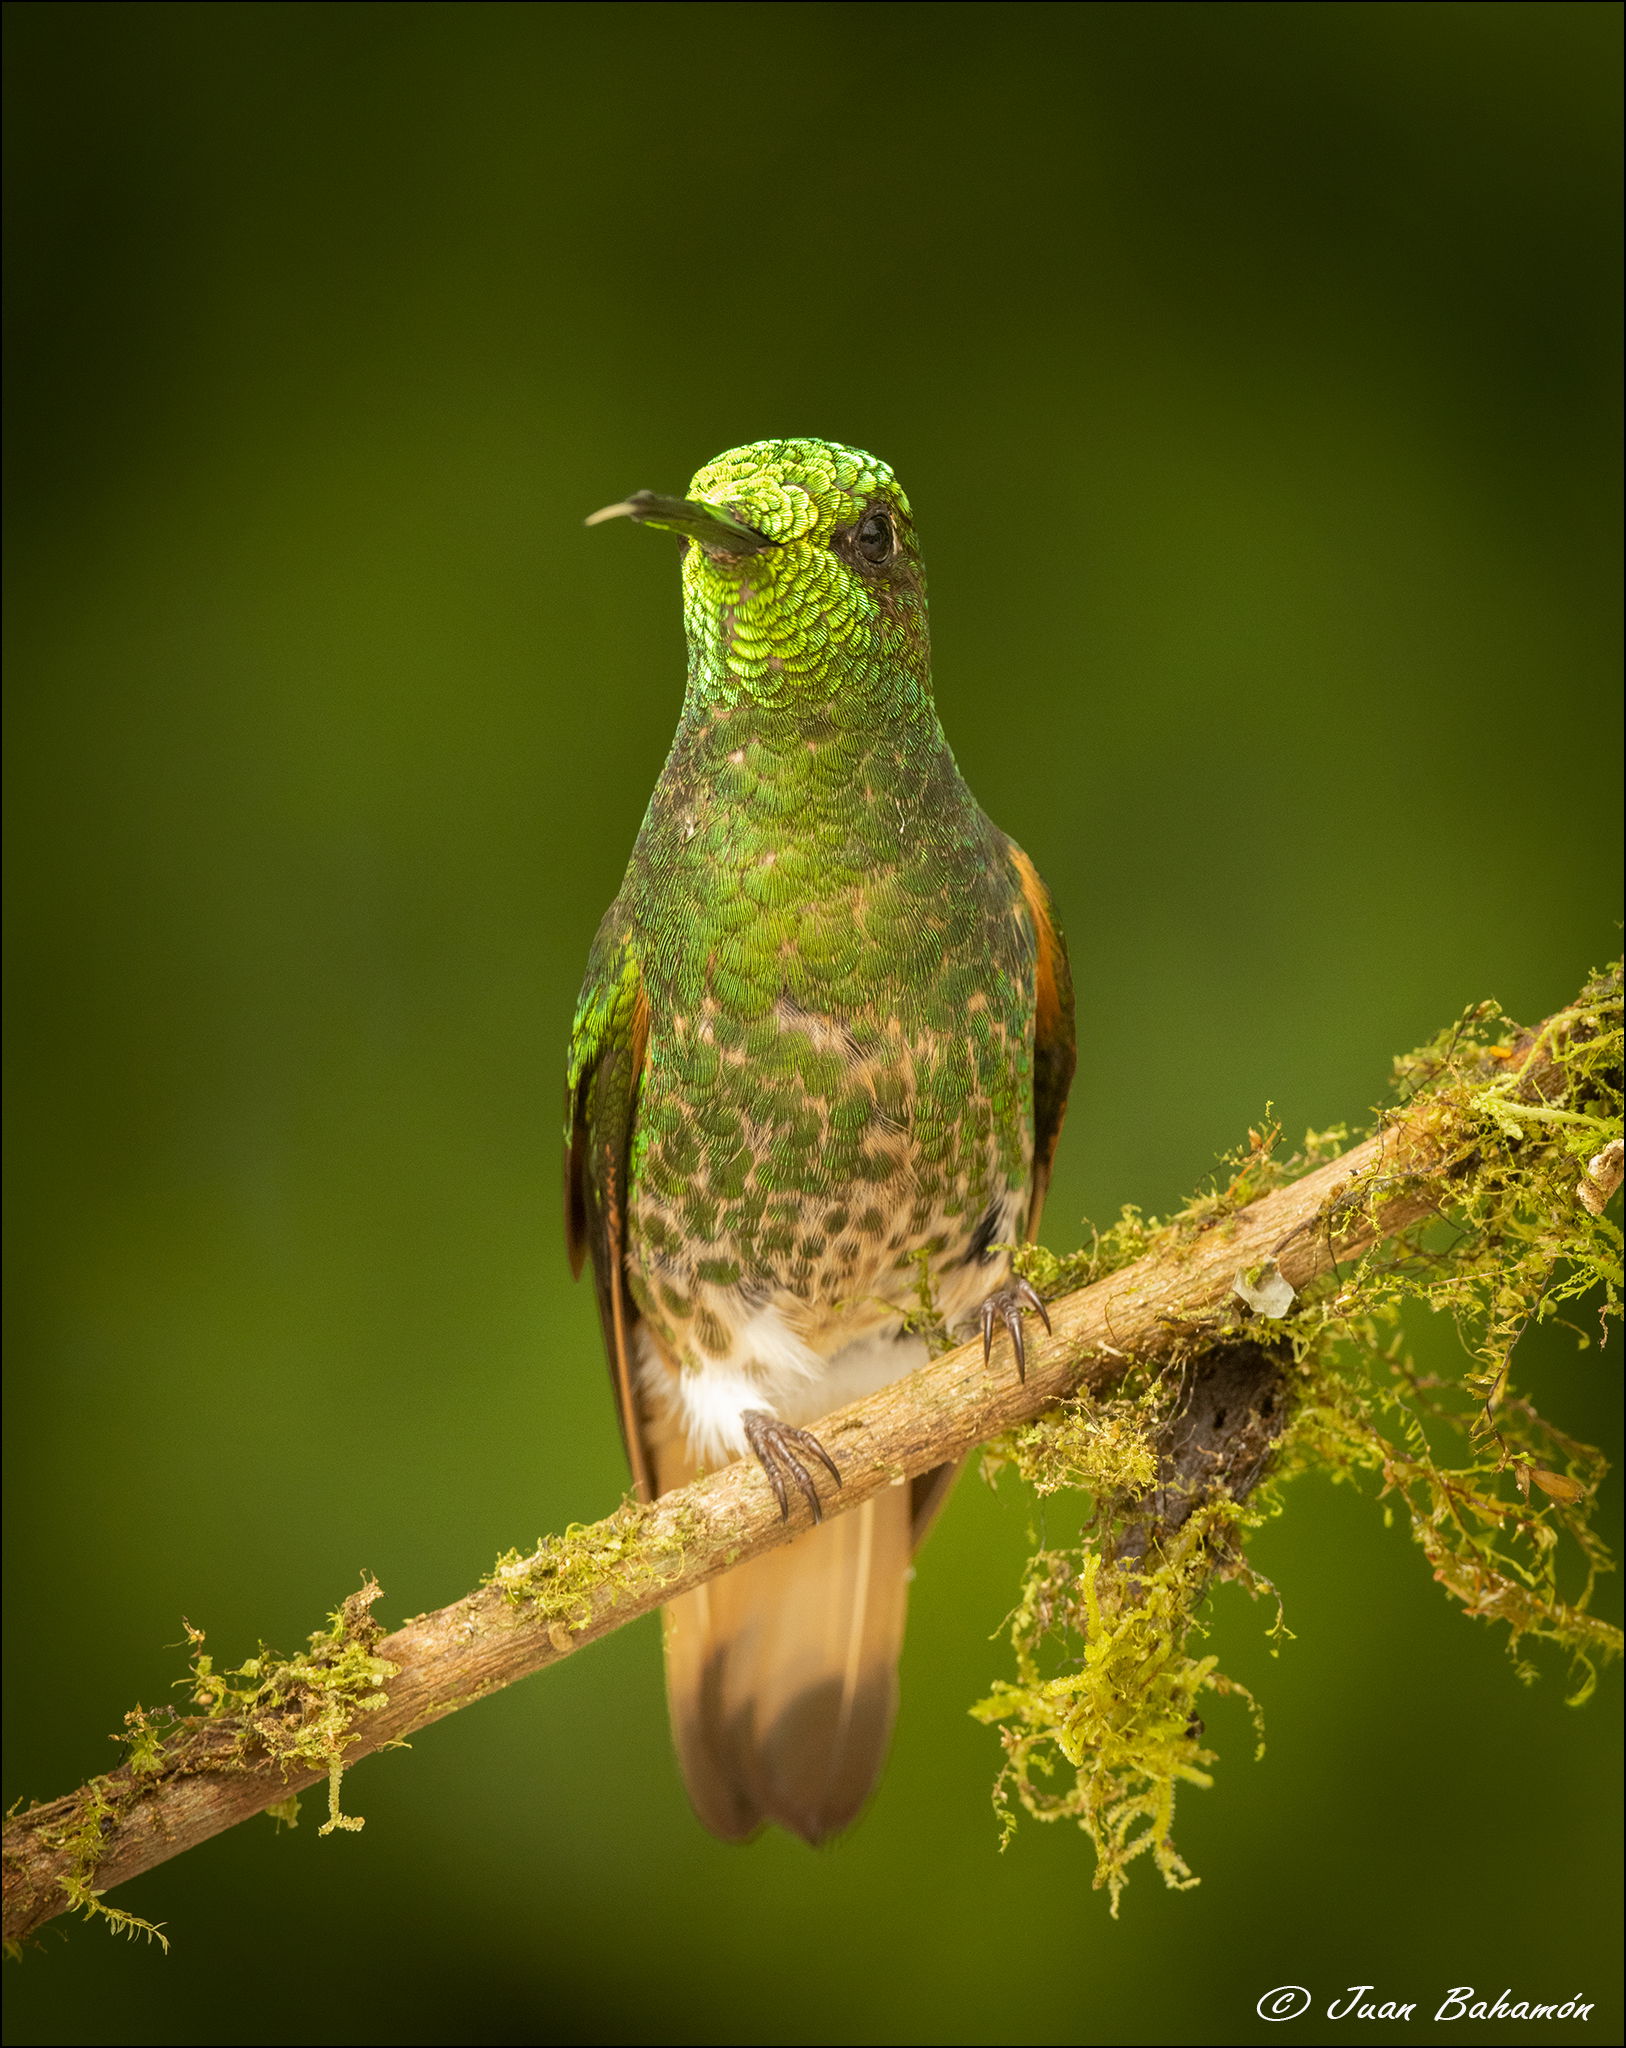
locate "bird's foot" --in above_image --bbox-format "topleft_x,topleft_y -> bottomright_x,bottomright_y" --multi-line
979,1276 -> 1052,1384
742,1409 -> 842,1523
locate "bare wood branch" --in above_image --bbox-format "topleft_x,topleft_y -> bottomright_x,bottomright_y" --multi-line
1,988 -> 1601,1945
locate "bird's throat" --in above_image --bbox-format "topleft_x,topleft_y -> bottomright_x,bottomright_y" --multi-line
678,542 -> 930,721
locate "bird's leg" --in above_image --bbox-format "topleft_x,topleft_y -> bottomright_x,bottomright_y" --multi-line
741,1409 -> 842,1523
979,1275 -> 1052,1385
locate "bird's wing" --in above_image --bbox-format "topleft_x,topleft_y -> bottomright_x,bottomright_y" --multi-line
910,844 -> 1076,1553
1008,844 -> 1077,1241
565,921 -> 656,1501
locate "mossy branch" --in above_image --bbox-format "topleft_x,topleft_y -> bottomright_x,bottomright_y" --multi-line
5,966 -> 1620,1947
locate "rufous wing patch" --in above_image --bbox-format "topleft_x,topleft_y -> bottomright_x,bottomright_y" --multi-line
1008,844 -> 1077,1242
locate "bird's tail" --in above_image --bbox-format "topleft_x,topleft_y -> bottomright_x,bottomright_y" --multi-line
656,1459 -> 914,1845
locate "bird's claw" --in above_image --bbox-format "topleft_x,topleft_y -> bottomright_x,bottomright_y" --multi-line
742,1409 -> 843,1523
979,1275 -> 1052,1384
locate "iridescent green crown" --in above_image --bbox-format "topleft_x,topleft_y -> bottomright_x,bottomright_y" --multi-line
688,440 -> 909,546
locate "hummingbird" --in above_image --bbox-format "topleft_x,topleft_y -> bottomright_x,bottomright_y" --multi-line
566,439 -> 1075,1843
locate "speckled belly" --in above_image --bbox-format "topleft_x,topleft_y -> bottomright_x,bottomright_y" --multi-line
624,994 -> 1032,1455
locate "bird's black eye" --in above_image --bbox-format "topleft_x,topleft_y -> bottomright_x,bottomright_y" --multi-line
853,508 -> 895,566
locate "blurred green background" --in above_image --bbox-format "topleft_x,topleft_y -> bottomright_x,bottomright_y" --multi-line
4,3 -> 1621,2043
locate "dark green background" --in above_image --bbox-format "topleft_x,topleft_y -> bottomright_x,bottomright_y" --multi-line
4,4 -> 1621,2043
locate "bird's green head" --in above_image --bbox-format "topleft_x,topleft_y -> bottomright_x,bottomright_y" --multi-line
589,438 -> 929,713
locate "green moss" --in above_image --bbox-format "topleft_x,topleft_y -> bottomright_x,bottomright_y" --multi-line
985,963 -> 1623,1908
23,1574 -> 402,1950
177,1576 -> 401,1838
38,1782 -> 170,1952
119,1705 -> 170,1779
981,1385 -> 1163,1500
974,1517 -> 1270,1913
976,1361 -> 1283,1913
484,1496 -> 710,1630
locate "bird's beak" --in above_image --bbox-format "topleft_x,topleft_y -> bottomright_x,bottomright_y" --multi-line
584,490 -> 777,558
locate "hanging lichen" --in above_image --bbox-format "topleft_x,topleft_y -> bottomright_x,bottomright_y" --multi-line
980,963 -> 1623,1910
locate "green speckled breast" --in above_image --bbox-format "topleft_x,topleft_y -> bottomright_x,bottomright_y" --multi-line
619,692 -> 1037,1368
